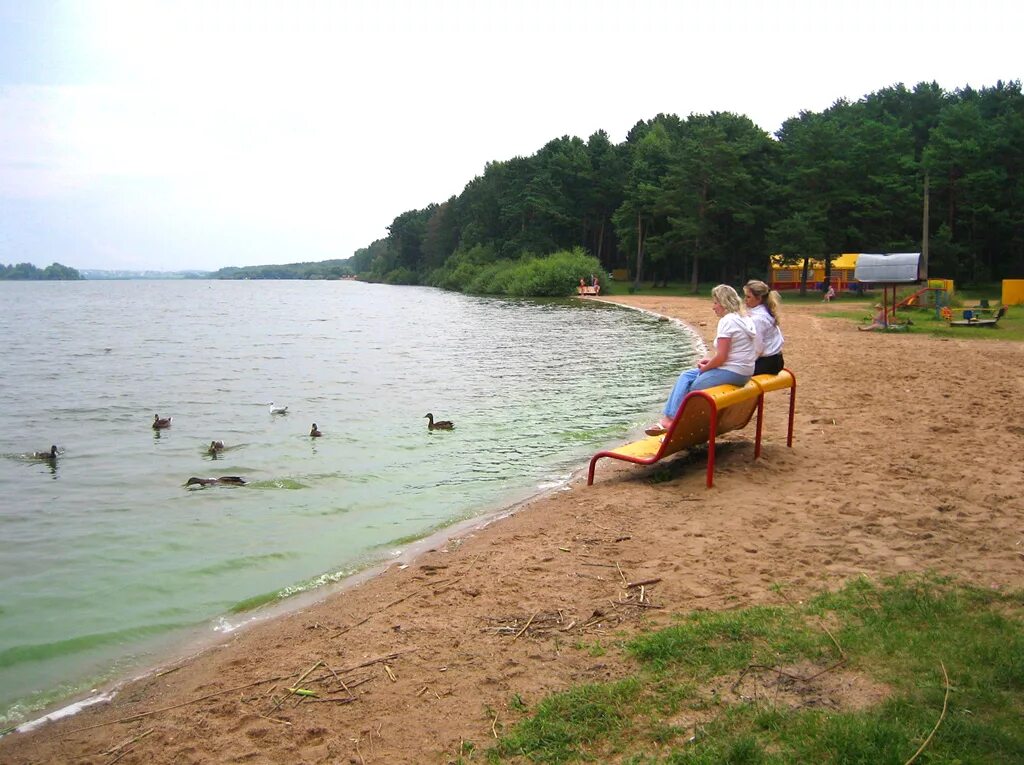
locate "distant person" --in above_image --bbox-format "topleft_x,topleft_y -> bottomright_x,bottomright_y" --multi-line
858,304 -> 888,331
646,284 -> 756,436
743,280 -> 785,375
823,284 -> 836,302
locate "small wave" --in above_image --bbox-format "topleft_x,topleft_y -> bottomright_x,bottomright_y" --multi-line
227,567 -> 355,614
13,691 -> 114,733
0,622 -> 193,670
245,478 -> 308,490
192,551 -> 298,577
227,590 -> 281,613
213,614 -> 258,634
382,531 -> 432,547
277,569 -> 354,598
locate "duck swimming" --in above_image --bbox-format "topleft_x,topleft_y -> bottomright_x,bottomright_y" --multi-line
152,414 -> 172,429
310,423 -> 322,437
424,413 -> 454,431
269,403 -> 288,415
184,476 -> 247,488
32,445 -> 59,460
207,440 -> 226,454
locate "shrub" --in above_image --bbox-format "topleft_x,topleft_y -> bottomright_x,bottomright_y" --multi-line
478,248 -> 603,297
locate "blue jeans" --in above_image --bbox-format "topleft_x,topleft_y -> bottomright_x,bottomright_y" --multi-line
663,367 -> 750,419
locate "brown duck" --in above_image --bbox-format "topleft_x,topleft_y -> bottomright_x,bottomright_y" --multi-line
185,476 -> 247,488
424,413 -> 454,431
152,414 -> 172,429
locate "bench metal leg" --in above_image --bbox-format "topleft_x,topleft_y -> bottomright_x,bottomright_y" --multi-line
754,394 -> 765,459
786,370 -> 797,447
706,406 -> 719,488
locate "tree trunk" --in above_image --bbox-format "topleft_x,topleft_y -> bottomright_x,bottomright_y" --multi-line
633,213 -> 645,288
799,256 -> 810,297
921,170 -> 930,278
690,182 -> 707,293
947,172 -> 956,233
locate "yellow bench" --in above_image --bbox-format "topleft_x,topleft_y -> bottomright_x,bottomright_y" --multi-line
587,369 -> 796,488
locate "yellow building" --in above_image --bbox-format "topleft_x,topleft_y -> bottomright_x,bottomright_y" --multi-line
770,253 -> 860,292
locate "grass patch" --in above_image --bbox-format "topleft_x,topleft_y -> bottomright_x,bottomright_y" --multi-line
842,305 -> 1024,341
492,679 -> 644,763
480,575 -> 1024,763
810,286 -> 1023,340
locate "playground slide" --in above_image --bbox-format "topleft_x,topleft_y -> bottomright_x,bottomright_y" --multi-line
894,285 -> 931,310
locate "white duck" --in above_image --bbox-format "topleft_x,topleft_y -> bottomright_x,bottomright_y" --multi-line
268,402 -> 288,415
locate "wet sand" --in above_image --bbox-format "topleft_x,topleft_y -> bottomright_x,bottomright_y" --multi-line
2,294 -> 1022,764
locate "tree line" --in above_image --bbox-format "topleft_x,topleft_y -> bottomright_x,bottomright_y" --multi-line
0,262 -> 82,280
349,80 -> 1024,293
208,260 -> 353,280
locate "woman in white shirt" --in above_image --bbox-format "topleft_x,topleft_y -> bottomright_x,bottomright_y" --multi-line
647,284 -> 757,435
743,279 -> 785,375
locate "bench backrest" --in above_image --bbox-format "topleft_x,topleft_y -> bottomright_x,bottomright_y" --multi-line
657,380 -> 762,460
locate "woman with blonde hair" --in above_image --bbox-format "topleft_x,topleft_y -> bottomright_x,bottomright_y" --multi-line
745,280 -> 782,376
647,284 -> 756,435
743,279 -> 785,375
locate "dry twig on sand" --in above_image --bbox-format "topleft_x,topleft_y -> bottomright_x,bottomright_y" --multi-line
67,675 -> 294,734
330,579 -> 457,637
627,577 -> 662,588
101,727 -> 154,756
513,612 -> 537,640
267,660 -> 323,714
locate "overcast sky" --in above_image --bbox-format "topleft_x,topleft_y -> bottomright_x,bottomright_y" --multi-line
1,0 -> 1020,272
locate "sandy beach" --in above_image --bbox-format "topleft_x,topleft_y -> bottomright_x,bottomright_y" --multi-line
3,294 -> 1022,764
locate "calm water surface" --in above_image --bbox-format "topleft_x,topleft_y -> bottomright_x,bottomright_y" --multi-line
0,279 -> 698,724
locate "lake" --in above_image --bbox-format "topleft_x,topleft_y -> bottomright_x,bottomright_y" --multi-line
0,279 -> 698,725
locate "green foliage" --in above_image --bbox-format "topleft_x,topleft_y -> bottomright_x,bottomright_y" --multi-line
484,575 -> 1024,763
491,679 -> 642,763
431,247 -> 604,297
0,262 -> 82,280
503,250 -> 605,298
210,259 -> 353,280
380,266 -> 419,285
465,258 -> 522,295
628,605 -> 826,678
347,237 -> 390,277
427,243 -> 499,290
16,82 -> 1024,289
829,298 -> 1024,341
352,79 -> 1024,297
